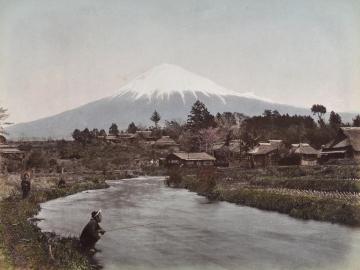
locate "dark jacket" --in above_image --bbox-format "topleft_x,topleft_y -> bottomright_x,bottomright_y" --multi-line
80,218 -> 103,248
21,179 -> 31,198
58,177 -> 66,188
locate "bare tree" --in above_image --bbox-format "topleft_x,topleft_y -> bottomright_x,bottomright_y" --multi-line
0,107 -> 11,135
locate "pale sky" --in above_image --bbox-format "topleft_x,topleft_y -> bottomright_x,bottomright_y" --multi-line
1,0 -> 359,123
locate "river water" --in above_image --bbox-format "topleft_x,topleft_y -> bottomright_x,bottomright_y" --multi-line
36,176 -> 360,270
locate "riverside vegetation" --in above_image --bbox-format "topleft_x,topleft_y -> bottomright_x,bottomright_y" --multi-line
167,165 -> 360,226
0,174 -> 108,270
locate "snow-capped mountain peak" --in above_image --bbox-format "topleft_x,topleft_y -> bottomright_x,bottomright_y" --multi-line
113,63 -> 247,102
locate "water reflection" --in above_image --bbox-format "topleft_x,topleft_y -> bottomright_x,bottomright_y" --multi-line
36,177 -> 360,270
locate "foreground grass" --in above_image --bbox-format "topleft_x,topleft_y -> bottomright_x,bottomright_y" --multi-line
0,177 -> 108,270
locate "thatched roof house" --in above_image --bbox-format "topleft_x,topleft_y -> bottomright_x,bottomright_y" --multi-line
289,143 -> 319,165
136,130 -> 156,141
0,144 -> 25,172
213,140 -> 243,166
154,136 -> 179,150
153,136 -> 180,153
166,152 -> 216,167
248,140 -> 283,155
321,127 -> 360,161
248,140 -> 285,167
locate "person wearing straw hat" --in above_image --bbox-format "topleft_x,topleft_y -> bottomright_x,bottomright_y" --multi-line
80,209 -> 105,252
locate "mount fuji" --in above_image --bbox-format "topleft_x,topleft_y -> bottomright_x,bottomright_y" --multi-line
5,64 -> 354,139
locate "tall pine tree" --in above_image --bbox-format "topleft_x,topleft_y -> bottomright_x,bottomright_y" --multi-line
150,110 -> 161,128
186,100 -> 216,131
329,111 -> 342,130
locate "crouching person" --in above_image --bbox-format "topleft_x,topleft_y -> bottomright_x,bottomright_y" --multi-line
80,210 -> 105,252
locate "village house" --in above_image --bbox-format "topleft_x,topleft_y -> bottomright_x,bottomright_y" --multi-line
102,135 -> 119,143
320,127 -> 360,162
135,130 -> 157,141
247,140 -> 285,168
289,143 -> 319,166
153,136 -> 180,152
213,140 -> 242,167
0,142 -> 25,172
117,133 -> 137,143
102,133 -> 137,143
166,152 -> 216,167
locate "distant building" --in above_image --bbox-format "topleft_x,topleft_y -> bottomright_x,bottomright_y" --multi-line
213,140 -> 242,167
0,143 -> 25,172
104,135 -> 119,142
289,143 -> 319,166
321,127 -> 360,161
117,133 -> 137,143
247,140 -> 285,167
166,152 -> 216,167
135,130 -> 156,141
102,133 -> 137,143
154,136 -> 179,151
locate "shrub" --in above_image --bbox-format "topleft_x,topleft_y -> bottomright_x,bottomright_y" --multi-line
166,168 -> 183,187
26,151 -> 48,170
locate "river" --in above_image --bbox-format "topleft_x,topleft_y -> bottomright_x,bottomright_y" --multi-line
35,176 -> 360,270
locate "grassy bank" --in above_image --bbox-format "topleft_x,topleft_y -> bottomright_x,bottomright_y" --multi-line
0,175 -> 108,270
167,165 -> 360,226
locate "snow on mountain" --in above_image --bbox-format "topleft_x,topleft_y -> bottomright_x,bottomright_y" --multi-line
112,63 -> 268,103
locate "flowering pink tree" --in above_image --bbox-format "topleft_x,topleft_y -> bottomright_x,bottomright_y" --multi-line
198,127 -> 219,153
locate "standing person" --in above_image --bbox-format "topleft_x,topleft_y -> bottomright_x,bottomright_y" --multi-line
80,210 -> 105,252
58,168 -> 66,188
21,171 -> 31,199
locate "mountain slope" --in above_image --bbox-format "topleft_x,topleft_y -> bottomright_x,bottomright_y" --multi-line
6,64 -> 357,139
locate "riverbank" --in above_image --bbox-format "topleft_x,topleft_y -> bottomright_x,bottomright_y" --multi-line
0,173 -> 108,269
167,165 -> 360,226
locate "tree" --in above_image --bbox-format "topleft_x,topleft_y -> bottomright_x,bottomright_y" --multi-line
198,127 -> 219,153
311,104 -> 327,127
186,100 -> 216,131
353,115 -> 360,127
0,107 -> 11,135
109,123 -> 119,136
91,128 -> 99,138
82,128 -> 92,143
216,112 -> 236,127
99,129 -> 107,136
127,122 -> 138,134
164,120 -> 184,140
262,109 -> 273,117
329,111 -> 342,130
72,129 -> 82,142
179,130 -> 199,152
150,110 -> 161,128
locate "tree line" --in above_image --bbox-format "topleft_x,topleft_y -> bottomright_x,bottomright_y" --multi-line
69,100 -> 360,151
